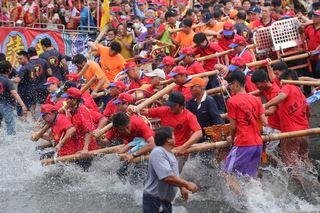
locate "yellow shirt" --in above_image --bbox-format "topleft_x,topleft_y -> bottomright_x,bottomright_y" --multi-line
115,35 -> 133,59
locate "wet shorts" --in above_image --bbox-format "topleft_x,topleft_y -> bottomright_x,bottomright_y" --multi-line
224,145 -> 263,177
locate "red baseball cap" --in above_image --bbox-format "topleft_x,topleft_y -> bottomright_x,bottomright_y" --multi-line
228,57 -> 246,71
66,73 -> 80,82
180,47 -> 194,56
111,6 -> 121,12
41,104 -> 57,114
108,81 -> 127,91
161,56 -> 175,66
169,66 -> 188,77
229,36 -> 246,48
44,77 -> 60,86
145,18 -> 155,28
123,61 -> 137,73
223,22 -> 234,36
113,93 -> 134,104
66,87 -> 82,99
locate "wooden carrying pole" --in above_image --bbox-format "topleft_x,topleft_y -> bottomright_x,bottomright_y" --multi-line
160,70 -> 219,85
31,76 -> 97,142
41,145 -> 125,166
197,44 -> 255,62
281,80 -> 320,87
94,82 -> 178,138
130,128 -> 320,163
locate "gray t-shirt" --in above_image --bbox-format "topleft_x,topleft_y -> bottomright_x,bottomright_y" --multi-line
143,146 -> 179,202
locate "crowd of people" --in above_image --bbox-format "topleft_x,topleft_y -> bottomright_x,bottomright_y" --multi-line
1,0 -> 320,212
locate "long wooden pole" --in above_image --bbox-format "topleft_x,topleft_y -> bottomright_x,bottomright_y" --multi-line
129,128 -> 320,163
197,44 -> 256,62
41,144 -> 125,166
160,70 -> 219,85
281,80 -> 320,86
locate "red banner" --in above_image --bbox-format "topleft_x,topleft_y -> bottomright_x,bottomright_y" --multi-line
0,27 -> 66,68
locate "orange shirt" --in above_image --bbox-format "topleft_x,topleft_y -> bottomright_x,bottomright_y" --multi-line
83,61 -> 109,90
175,31 -> 195,48
198,21 -> 224,33
96,44 -> 126,82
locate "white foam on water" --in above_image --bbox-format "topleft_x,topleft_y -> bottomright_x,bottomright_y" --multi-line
1,119 -> 320,213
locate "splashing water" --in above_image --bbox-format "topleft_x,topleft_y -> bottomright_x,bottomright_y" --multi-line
0,104 -> 320,213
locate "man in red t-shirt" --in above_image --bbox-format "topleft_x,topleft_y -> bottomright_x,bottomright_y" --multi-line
168,66 -> 193,101
302,11 -> 320,77
139,91 -> 202,172
218,22 -> 242,60
251,69 -> 281,154
66,88 -> 108,168
33,104 -> 77,157
224,71 -> 267,178
229,36 -> 253,63
159,56 -> 176,78
179,47 -> 207,81
103,112 -> 155,162
123,61 -> 150,90
103,81 -> 127,119
265,70 -> 310,167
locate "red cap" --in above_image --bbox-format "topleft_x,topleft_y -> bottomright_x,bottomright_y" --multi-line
169,66 -> 188,77
181,47 -> 194,55
161,56 -> 175,66
231,57 -> 246,66
66,87 -> 82,99
41,104 -> 57,114
44,77 -> 60,86
66,73 -> 80,82
111,6 -> 121,12
229,36 -> 246,48
109,81 -> 127,91
113,93 -> 134,104
223,22 -> 234,31
123,61 -> 137,72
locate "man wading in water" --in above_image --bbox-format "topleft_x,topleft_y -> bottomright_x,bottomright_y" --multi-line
143,126 -> 198,213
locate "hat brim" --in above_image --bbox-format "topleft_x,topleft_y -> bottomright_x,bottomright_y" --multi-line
229,43 -> 238,48
228,65 -> 239,72
169,72 -> 178,77
223,30 -> 234,36
145,24 -> 154,28
113,99 -> 123,104
43,82 -> 53,86
165,100 -> 178,107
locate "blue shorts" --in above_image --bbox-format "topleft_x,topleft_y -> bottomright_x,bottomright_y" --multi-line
224,145 -> 262,177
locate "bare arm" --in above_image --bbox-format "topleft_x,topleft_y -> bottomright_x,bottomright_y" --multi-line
260,113 -> 268,127
83,132 -> 92,151
56,127 -> 76,148
97,117 -> 108,129
264,92 -> 287,109
10,90 -> 27,110
229,118 -> 236,142
178,130 -> 203,151
61,58 -> 68,73
88,41 -> 98,51
93,77 -> 107,93
164,176 -> 198,193
266,62 -> 276,82
134,136 -> 156,156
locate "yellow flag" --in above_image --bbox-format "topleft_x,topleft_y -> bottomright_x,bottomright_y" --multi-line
100,0 -> 110,29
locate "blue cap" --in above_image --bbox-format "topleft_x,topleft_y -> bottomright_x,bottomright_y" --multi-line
113,99 -> 123,104
228,65 -> 239,72
108,82 -> 117,88
145,23 -> 153,28
223,30 -> 234,36
229,43 -> 238,49
169,72 -> 178,77
248,6 -> 261,14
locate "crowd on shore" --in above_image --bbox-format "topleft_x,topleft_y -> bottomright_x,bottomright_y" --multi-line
0,0 -> 320,212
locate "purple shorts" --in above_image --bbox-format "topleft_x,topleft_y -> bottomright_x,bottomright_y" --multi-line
224,145 -> 263,177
